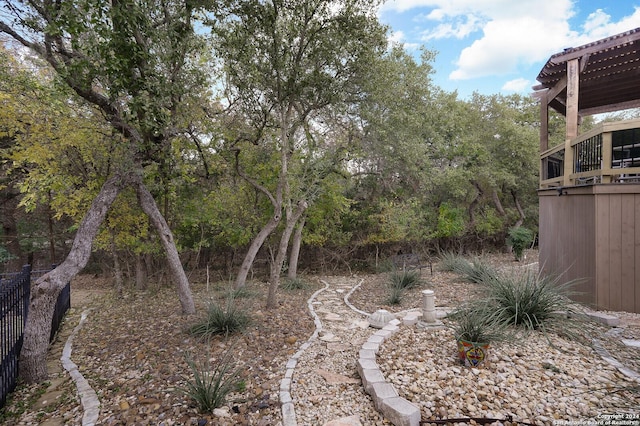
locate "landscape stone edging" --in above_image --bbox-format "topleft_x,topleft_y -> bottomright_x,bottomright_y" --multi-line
280,280 -> 329,426
356,319 -> 420,426
342,284 -> 421,426
61,309 -> 100,426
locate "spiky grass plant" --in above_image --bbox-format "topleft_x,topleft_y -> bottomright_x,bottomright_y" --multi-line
386,284 -> 404,305
280,277 -> 309,291
449,303 -> 511,344
188,298 -> 251,338
178,348 -> 241,412
456,257 -> 499,284
437,251 -> 470,272
484,269 -> 584,336
389,269 -> 421,290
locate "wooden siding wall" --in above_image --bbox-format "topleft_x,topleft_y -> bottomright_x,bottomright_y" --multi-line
539,189 -> 596,306
539,185 -> 640,313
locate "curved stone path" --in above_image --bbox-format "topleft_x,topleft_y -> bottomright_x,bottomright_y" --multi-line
280,276 -> 424,426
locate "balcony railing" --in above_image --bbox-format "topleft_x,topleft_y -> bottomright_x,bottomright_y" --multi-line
540,118 -> 640,188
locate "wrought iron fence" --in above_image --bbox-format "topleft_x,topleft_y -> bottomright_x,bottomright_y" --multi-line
0,265 -> 70,408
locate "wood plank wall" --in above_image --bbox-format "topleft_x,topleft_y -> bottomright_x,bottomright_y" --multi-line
539,185 -> 640,313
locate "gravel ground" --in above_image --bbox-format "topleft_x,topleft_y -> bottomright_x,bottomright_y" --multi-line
2,249 -> 639,425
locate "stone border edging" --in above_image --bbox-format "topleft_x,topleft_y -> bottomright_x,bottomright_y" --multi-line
592,339 -> 640,381
343,278 -> 369,316
280,280 -> 329,426
61,309 -> 100,426
357,318 -> 421,426
342,278 -> 421,426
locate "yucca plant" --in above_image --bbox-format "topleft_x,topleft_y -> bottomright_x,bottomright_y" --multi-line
188,298 -> 251,338
389,269 -> 421,290
178,349 -> 241,412
483,269 -> 584,335
386,284 -> 404,305
437,251 -> 470,272
456,257 -> 499,284
449,304 -> 509,344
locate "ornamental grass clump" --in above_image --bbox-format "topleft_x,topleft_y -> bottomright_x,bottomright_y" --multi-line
449,304 -> 510,344
457,257 -> 499,284
178,349 -> 242,412
188,298 -> 251,338
389,269 -> 421,290
484,269 -> 584,336
436,251 -> 470,272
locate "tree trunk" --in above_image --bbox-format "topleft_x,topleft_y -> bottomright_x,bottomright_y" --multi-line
111,235 -> 124,297
19,175 -> 124,384
287,216 -> 305,280
134,178 -> 195,314
267,201 -> 308,308
234,215 -> 281,289
492,189 -> 506,216
511,190 -> 526,228
135,253 -> 147,290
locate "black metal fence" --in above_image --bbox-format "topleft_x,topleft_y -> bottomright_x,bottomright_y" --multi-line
0,265 -> 71,408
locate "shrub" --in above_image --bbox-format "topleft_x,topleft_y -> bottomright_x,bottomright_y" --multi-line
178,349 -> 241,412
188,299 -> 251,338
280,277 -> 309,291
507,226 -> 534,261
389,269 -> 421,290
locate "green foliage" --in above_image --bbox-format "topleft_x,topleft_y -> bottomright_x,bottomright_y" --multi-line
280,277 -> 309,291
389,269 -> 421,290
188,299 -> 251,338
386,284 -> 404,305
437,252 -> 469,272
178,349 -> 241,413
483,270 -> 583,333
450,304 -> 509,344
454,257 -> 499,284
507,226 -> 534,261
433,203 -> 466,239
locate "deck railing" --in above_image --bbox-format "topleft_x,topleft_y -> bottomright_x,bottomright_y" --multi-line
540,118 -> 640,188
0,265 -> 70,408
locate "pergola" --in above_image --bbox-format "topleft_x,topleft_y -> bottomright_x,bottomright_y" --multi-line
533,27 -> 640,164
533,28 -> 640,314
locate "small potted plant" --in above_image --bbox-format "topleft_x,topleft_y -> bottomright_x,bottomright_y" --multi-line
450,305 -> 506,367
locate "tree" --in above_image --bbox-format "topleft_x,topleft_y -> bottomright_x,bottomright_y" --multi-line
209,0 -> 387,306
0,0 -> 212,382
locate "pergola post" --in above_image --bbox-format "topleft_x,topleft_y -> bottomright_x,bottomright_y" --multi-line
563,58 -> 580,186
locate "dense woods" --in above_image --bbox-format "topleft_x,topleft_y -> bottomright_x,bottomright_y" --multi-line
0,0 -> 558,382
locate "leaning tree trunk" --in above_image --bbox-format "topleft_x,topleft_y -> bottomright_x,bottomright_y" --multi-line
267,201 -> 308,308
287,216 -> 305,280
234,215 -> 281,290
19,175 -> 124,384
134,178 -> 195,314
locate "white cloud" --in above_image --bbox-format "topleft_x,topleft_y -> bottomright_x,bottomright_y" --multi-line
502,78 -> 531,92
420,14 -> 482,40
450,15 -> 573,80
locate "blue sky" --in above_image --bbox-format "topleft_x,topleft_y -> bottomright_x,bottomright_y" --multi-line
378,0 -> 640,99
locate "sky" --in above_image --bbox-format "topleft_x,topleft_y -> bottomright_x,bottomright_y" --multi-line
378,0 -> 640,99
